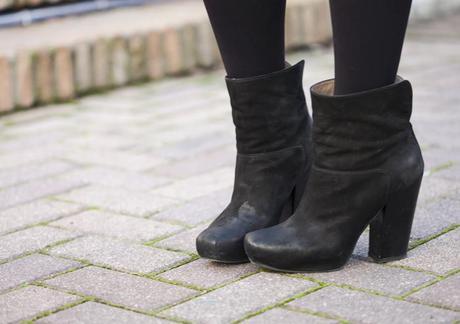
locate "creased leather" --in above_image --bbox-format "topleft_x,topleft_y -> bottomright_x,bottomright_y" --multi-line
245,77 -> 424,271
196,61 -> 313,263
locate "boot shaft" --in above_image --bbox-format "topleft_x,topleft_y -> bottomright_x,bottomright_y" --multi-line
310,77 -> 414,170
226,61 -> 311,154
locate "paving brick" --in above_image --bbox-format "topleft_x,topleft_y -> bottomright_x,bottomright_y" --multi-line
0,226 -> 79,261
33,50 -> 54,104
0,254 -> 80,292
150,129 -> 234,160
0,160 -> 76,189
44,266 -> 197,311
161,273 -> 317,323
243,308 -> 338,324
152,167 -> 234,201
60,166 -> 170,191
435,161 -> 460,182
163,28 -> 183,75
154,223 -> 208,254
195,22 -> 217,68
152,188 -> 231,226
128,34 -> 147,82
0,146 -> 59,169
288,286 -> 459,324
181,24 -> 197,71
407,274 -> 460,311
51,210 -> 182,242
110,37 -> 129,87
63,134 -> 137,151
412,197 -> 460,240
49,235 -> 190,274
0,199 -> 83,235
58,186 -> 178,217
0,177 -> 84,211
36,302 -> 171,324
151,146 -> 235,179
417,176 -> 460,204
92,39 -> 110,89
14,50 -> 34,108
304,258 -> 435,296
0,286 -> 80,323
146,31 -> 164,80
158,258 -> 258,289
54,47 -> 75,100
62,149 -> 166,172
74,42 -> 93,94
2,116 -> 73,137
0,55 -> 14,112
392,228 -> 460,274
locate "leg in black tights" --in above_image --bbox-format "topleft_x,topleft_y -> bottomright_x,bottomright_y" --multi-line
330,0 -> 412,95
203,0 -> 286,78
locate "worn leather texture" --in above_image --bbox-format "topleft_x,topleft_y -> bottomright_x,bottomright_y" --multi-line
196,61 -> 313,263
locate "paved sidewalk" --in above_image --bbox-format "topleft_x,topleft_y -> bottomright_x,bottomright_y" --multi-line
0,15 -> 459,324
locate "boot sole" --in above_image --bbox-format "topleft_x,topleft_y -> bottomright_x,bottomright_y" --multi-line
248,258 -> 345,273
200,256 -> 249,264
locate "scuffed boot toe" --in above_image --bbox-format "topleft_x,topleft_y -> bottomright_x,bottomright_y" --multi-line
196,227 -> 249,263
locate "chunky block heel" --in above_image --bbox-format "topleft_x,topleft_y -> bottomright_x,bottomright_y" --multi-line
369,177 -> 423,262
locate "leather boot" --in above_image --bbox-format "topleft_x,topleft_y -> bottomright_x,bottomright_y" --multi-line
196,61 -> 313,263
244,77 -> 424,272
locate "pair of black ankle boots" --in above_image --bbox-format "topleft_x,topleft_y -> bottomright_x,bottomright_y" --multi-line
196,61 -> 424,272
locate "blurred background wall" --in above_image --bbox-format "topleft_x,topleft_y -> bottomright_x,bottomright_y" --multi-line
0,0 -> 459,114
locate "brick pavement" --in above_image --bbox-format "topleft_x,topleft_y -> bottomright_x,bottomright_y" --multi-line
0,15 -> 459,323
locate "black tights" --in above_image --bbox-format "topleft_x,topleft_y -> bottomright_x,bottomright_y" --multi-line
203,0 -> 412,94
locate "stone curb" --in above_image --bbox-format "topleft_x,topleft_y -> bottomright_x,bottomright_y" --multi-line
0,0 -> 332,113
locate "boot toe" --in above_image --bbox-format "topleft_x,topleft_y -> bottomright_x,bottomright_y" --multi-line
244,227 -> 292,270
196,227 -> 248,263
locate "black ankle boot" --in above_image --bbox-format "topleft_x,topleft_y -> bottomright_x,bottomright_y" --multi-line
244,77 -> 424,272
196,61 -> 313,263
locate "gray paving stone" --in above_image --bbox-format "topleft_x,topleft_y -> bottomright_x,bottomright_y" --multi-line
158,258 -> 258,289
152,188 -> 231,226
50,210 -> 182,243
0,226 -> 79,262
2,118 -> 74,137
0,199 -> 84,235
63,134 -> 137,151
154,223 -> 208,254
436,163 -> 460,182
58,186 -> 178,217
60,166 -> 171,191
0,254 -> 80,292
49,235 -> 190,274
407,274 -> 460,311
44,266 -> 197,311
392,228 -> 460,274
161,272 -> 318,323
152,167 -> 234,201
36,302 -> 171,324
288,286 -> 460,323
0,286 -> 81,323
304,258 -> 436,296
412,197 -> 460,240
0,177 -> 84,211
61,149 -> 166,172
0,147 -> 62,169
151,146 -> 235,179
417,176 -> 460,205
243,308 -> 338,324
0,160 -> 76,189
